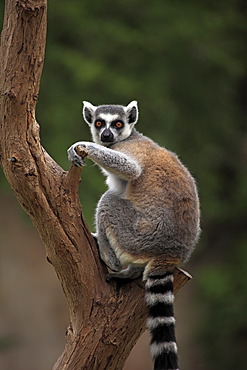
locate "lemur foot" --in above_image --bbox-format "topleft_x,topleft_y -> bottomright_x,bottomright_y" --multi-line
106,265 -> 143,282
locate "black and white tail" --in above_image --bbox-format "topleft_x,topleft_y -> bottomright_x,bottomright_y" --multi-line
145,271 -> 179,370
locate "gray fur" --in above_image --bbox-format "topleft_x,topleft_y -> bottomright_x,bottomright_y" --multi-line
68,101 -> 200,280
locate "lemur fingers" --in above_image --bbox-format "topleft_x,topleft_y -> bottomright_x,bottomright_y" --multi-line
67,143 -> 86,167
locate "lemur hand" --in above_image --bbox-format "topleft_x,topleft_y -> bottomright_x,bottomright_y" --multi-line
67,142 -> 89,167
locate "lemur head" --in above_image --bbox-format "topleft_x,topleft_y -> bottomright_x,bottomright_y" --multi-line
82,101 -> 139,145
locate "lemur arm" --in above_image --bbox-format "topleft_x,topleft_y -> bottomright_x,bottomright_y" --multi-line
68,141 -> 142,180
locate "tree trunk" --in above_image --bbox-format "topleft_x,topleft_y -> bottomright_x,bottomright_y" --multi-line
0,1 -> 191,369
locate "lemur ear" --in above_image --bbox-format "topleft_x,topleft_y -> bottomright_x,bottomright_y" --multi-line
125,100 -> 139,126
82,101 -> 96,125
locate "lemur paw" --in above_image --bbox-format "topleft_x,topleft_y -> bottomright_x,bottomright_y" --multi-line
67,143 -> 87,167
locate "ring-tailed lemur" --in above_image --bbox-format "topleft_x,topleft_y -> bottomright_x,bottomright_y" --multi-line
68,101 -> 200,370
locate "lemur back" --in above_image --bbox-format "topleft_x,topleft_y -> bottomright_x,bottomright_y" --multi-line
68,100 -> 200,370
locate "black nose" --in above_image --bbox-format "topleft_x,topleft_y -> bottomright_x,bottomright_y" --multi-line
101,129 -> 114,142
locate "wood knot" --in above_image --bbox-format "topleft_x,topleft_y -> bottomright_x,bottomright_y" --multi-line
65,323 -> 74,338
25,167 -> 36,176
8,156 -> 18,163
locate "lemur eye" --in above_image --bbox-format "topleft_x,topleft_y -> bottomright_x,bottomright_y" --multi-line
115,122 -> 123,128
95,121 -> 103,128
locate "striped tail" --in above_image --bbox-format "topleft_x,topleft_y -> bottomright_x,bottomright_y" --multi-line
145,271 -> 179,370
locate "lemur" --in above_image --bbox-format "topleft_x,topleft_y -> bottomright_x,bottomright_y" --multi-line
68,101 -> 200,370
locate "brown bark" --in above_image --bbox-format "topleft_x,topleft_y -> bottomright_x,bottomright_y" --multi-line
0,1 -> 191,369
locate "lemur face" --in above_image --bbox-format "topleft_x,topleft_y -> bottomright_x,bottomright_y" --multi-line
83,101 -> 139,145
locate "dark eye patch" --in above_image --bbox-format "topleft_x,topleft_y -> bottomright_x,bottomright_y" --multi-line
111,120 -> 124,129
94,119 -> 106,129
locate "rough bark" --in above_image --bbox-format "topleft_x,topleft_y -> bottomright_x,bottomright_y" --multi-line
0,1 -> 191,369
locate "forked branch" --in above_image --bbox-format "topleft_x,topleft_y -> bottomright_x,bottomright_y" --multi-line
0,1 -> 191,369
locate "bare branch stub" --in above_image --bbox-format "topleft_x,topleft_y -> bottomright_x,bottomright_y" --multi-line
75,145 -> 89,159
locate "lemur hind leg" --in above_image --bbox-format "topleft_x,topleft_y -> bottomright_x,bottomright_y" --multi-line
106,264 -> 144,282
95,230 -> 144,280
96,230 -> 123,272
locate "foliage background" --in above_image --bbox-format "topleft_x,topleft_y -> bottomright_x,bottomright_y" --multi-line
0,1 -> 247,369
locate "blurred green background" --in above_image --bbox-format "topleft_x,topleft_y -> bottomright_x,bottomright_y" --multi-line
0,1 -> 247,369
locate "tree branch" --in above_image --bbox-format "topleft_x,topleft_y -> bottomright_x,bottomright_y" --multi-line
0,1 -> 191,369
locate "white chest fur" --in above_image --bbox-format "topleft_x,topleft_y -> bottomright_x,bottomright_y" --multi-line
105,171 -> 127,195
